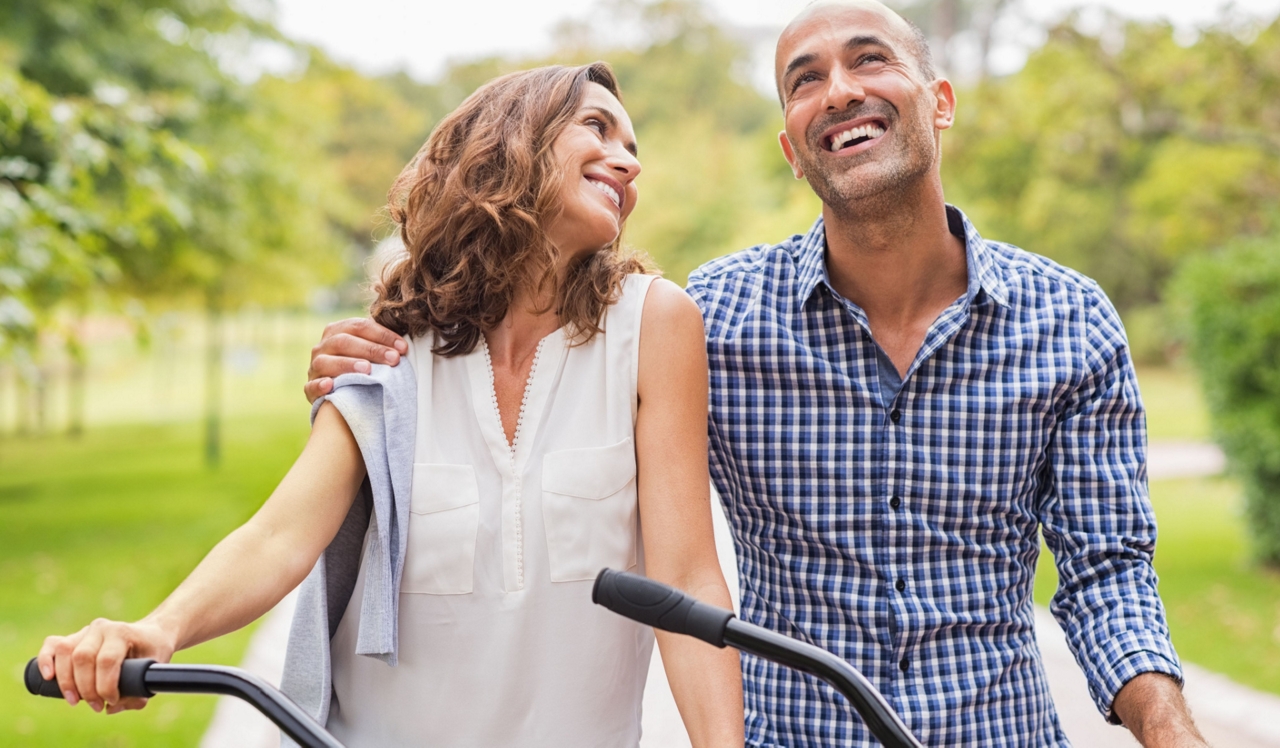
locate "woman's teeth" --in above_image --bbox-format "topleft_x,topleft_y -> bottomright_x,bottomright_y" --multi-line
829,124 -> 887,152
588,178 -> 621,208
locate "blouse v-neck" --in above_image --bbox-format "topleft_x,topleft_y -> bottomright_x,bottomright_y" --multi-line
468,328 -> 566,479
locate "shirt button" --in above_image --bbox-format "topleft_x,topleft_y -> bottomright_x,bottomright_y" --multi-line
895,579 -> 906,592
900,657 -> 910,672
889,496 -> 901,510
890,409 -> 901,424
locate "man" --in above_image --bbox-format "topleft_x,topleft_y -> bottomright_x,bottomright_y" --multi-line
305,2 -> 1206,745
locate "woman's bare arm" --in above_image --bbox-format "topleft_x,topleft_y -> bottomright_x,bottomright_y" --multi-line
37,403 -> 366,713
635,279 -> 744,748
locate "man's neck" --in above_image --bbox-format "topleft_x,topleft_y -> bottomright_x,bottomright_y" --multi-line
820,177 -> 969,377
821,178 -> 967,329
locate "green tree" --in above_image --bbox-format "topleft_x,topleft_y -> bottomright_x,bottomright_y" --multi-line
945,14 -> 1280,315
0,0 -> 349,458
1175,235 -> 1280,566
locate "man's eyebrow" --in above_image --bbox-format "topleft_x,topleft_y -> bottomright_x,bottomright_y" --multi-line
782,52 -> 819,85
781,35 -> 894,91
582,106 -> 637,156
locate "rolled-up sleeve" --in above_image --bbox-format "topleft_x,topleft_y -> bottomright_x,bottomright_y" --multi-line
1040,287 -> 1182,722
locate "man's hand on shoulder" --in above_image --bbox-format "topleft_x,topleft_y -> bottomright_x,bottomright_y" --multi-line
1113,672 -> 1211,747
305,318 -> 406,403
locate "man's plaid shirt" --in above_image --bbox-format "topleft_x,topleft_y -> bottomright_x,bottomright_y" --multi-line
685,207 -> 1181,747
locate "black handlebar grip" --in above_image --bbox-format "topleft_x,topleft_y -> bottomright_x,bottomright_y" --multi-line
119,658 -> 156,698
592,569 -> 733,647
24,659 -> 63,698
25,658 -> 155,699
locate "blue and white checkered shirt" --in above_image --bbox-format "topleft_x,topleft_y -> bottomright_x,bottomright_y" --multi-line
686,207 -> 1181,747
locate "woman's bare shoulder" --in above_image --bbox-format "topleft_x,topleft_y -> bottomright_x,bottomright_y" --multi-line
640,277 -> 703,335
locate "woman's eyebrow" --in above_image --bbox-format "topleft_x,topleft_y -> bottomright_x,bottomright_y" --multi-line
582,106 -> 638,156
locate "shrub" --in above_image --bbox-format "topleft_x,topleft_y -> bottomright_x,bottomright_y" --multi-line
1174,235 -> 1280,566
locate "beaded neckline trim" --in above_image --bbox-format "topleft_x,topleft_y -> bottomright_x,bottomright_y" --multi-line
481,335 -> 548,459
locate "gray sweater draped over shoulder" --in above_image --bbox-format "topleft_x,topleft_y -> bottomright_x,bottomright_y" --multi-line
279,361 -> 416,741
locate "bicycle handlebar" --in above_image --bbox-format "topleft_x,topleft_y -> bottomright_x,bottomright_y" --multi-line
592,569 -> 924,748
25,658 -> 343,748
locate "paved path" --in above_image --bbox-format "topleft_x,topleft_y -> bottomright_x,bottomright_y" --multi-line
205,440 -> 1280,747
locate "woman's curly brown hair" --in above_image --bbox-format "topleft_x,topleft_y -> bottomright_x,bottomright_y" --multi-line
371,61 -> 653,356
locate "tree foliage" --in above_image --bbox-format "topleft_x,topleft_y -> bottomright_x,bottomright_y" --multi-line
0,0 -> 357,351
1175,236 -> 1280,565
945,15 -> 1280,312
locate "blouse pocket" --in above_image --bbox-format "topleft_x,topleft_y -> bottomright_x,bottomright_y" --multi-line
541,438 -> 638,583
401,463 -> 480,595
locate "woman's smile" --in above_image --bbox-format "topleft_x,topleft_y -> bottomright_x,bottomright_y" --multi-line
584,173 -> 624,211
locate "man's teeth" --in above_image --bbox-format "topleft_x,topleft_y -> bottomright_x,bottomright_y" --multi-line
589,178 -> 620,207
829,124 -> 887,152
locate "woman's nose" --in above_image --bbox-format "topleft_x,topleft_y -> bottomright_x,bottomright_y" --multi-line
610,148 -> 641,182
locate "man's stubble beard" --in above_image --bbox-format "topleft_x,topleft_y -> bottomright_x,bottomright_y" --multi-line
797,104 -> 939,223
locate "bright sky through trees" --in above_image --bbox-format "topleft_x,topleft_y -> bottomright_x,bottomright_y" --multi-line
271,0 -> 1280,85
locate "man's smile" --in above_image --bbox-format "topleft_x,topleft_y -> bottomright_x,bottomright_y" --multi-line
820,116 -> 890,155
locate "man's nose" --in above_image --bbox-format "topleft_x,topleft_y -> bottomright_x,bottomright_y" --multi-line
821,67 -> 866,113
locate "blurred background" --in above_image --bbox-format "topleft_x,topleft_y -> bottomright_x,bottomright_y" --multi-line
2,0 -> 1279,744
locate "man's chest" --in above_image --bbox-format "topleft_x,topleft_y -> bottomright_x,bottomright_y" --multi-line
705,308 -> 1076,532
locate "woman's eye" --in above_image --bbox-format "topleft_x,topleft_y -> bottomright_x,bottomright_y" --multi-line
585,118 -> 607,136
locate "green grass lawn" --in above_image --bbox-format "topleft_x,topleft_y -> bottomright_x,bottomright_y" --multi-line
0,415 -> 310,746
1138,365 -> 1213,442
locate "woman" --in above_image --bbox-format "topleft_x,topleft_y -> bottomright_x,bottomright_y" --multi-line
37,62 -> 744,747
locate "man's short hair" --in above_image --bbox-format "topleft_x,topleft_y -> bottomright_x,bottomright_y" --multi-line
903,17 -> 937,82
775,9 -> 938,107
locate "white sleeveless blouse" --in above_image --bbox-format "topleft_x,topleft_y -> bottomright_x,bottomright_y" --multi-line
327,274 -> 658,747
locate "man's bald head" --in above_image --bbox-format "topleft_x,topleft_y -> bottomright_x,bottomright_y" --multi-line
775,0 -> 936,106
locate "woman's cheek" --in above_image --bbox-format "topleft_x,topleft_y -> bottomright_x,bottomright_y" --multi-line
622,183 -> 640,220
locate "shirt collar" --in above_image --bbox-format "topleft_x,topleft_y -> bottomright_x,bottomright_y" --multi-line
794,205 -> 1010,311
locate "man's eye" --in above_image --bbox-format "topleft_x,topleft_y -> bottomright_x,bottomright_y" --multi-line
859,53 -> 887,65
790,72 -> 819,93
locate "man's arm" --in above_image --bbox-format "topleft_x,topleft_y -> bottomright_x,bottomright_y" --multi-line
1040,288 -> 1207,747
1113,673 -> 1207,747
305,318 -> 406,402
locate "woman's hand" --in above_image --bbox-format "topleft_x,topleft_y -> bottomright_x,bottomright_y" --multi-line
37,617 -> 176,714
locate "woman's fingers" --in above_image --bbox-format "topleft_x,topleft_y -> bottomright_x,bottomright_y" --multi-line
43,619 -> 157,711
95,632 -> 130,708
106,696 -> 148,714
43,633 -> 82,705
71,624 -> 106,710
37,634 -> 63,682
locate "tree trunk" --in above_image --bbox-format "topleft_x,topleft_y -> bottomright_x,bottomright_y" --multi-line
33,365 -> 47,435
932,0 -> 959,73
0,363 -> 8,439
976,0 -> 1012,80
205,290 -> 224,468
66,331 -> 86,438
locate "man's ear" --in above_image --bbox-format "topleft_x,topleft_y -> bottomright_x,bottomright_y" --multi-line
778,131 -> 804,179
932,78 -> 957,131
